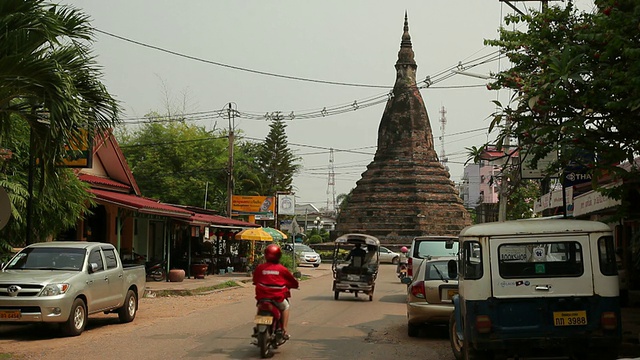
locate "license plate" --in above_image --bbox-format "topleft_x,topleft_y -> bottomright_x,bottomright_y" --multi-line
254,315 -> 273,325
347,274 -> 360,281
0,310 -> 21,319
447,289 -> 458,299
553,310 -> 587,326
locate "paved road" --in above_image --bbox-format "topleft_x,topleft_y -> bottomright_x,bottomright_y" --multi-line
0,264 -> 455,360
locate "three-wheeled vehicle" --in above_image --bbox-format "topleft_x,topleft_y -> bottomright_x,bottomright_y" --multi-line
332,233 -> 380,301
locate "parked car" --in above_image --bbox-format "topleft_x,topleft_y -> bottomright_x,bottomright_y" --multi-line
0,242 -> 146,337
408,235 -> 459,277
405,256 -> 458,337
379,246 -> 400,264
284,243 -> 321,267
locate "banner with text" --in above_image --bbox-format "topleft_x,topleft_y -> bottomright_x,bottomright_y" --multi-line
232,196 -> 275,220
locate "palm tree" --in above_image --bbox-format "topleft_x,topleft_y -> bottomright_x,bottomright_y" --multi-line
0,1 -> 120,249
0,0 -> 119,175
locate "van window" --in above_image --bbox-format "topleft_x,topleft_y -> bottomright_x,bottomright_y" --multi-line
462,241 -> 482,279
498,242 -> 583,278
597,235 -> 617,276
416,240 -> 458,259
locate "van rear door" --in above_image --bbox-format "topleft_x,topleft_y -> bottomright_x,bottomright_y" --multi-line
487,234 -> 599,334
489,234 -> 594,298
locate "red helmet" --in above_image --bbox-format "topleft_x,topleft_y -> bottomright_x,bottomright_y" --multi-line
264,244 -> 282,263
400,246 -> 408,253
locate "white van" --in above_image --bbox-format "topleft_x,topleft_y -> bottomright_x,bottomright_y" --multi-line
407,236 -> 458,277
448,219 -> 621,360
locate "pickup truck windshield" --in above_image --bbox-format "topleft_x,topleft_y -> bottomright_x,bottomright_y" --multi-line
5,247 -> 85,271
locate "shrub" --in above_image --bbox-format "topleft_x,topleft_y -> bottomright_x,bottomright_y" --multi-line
308,234 -> 323,244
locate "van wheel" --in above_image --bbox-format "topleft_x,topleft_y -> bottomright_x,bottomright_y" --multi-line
61,298 -> 87,337
407,322 -> 419,337
449,313 -> 463,360
118,289 -> 138,323
463,335 -> 492,360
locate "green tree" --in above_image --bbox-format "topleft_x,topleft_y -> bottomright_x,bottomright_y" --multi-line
0,0 -> 119,176
0,1 -> 118,249
484,1 -> 640,215
118,114 -> 229,212
256,116 -> 301,196
507,179 -> 541,220
0,118 -> 94,250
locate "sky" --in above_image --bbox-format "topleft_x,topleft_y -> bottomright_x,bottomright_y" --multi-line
60,0 -> 596,211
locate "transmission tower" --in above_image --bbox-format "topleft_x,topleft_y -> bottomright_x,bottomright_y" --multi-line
439,106 -> 449,171
326,148 -> 337,214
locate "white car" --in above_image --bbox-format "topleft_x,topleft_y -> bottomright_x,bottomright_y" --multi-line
284,243 -> 321,267
379,246 -> 400,264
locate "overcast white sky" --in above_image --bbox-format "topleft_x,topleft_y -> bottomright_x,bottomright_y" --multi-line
60,0 -> 596,211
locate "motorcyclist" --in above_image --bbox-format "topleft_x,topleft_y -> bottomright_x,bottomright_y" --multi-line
397,246 -> 409,273
252,243 -> 299,339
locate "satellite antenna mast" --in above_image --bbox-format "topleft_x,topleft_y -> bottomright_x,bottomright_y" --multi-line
326,148 -> 336,214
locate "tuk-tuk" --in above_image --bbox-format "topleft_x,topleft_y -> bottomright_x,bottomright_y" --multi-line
332,233 -> 380,301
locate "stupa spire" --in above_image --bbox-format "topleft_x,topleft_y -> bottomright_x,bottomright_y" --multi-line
396,11 -> 416,68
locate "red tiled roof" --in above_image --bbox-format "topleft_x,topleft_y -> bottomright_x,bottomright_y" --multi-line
79,174 -> 131,190
88,189 -> 192,218
189,212 -> 260,228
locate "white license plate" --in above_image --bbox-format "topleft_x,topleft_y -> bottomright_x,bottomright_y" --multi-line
254,315 -> 273,325
441,289 -> 458,300
553,310 -> 587,326
0,310 -> 21,319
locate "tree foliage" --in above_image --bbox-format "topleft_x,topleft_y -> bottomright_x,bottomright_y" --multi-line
0,1 -> 118,249
484,1 -> 640,211
256,116 -> 301,196
0,0 -> 119,177
118,115 -> 229,212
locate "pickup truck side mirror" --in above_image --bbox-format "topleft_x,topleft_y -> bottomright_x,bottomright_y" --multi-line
89,263 -> 99,273
448,259 -> 457,279
445,239 -> 455,249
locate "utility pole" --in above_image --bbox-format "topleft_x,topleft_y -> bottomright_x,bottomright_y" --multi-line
227,103 -> 235,218
326,149 -> 336,215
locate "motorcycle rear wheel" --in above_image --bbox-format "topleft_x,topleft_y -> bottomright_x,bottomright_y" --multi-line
149,268 -> 166,282
257,331 -> 270,358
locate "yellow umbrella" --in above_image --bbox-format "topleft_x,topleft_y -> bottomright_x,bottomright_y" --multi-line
235,227 -> 273,242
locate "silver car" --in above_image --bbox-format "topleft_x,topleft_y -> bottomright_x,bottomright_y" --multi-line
292,244 -> 321,267
406,256 -> 458,337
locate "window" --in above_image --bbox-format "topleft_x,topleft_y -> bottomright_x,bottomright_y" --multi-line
426,261 -> 458,281
462,241 -> 482,279
103,248 -> 118,269
416,240 -> 458,259
597,236 -> 617,276
89,249 -> 104,272
498,241 -> 583,278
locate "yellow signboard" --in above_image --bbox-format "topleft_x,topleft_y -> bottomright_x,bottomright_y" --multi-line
59,129 -> 93,168
232,196 -> 274,219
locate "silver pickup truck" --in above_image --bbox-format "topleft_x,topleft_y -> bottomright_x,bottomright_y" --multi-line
0,241 -> 146,336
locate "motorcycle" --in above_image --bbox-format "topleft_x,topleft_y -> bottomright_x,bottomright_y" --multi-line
145,260 -> 167,282
252,299 -> 288,358
397,262 -> 408,282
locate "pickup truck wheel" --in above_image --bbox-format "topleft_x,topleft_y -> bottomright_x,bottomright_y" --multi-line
118,289 -> 138,323
61,298 -> 87,337
449,313 -> 463,360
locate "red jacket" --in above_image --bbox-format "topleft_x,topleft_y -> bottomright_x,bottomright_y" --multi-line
253,262 -> 299,303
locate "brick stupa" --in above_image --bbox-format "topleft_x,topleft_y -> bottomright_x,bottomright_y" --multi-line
336,14 -> 472,243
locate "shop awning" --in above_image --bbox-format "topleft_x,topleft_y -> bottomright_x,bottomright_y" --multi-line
89,189 -> 192,218
188,212 -> 260,229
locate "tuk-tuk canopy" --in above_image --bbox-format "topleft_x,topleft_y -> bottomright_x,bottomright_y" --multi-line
335,233 -> 380,247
